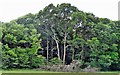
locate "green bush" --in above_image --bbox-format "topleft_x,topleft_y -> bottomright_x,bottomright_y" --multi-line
32,55 -> 46,68
49,58 -> 62,65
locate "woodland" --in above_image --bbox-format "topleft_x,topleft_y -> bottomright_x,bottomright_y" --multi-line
0,3 -> 120,71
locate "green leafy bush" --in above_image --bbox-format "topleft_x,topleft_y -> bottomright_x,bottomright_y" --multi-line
32,55 -> 46,68
49,58 -> 62,65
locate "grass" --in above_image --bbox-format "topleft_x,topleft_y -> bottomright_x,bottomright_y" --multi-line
1,69 -> 65,73
0,69 -> 120,73
1,69 -> 53,73
0,68 -> 119,75
1,71 -> 119,75
0,70 -> 120,75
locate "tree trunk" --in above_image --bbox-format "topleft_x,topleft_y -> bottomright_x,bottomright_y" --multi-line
47,38 -> 49,64
55,39 -> 61,60
51,39 -> 53,58
51,27 -> 61,60
63,32 -> 67,65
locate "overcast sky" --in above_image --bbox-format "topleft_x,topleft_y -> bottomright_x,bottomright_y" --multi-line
0,0 -> 119,22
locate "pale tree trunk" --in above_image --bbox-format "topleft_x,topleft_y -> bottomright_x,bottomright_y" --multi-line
63,22 -> 68,65
51,27 -> 61,60
63,31 -> 67,65
53,34 -> 60,60
55,39 -> 60,60
46,38 -> 49,64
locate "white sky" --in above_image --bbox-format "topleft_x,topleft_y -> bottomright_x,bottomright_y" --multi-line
0,0 -> 119,22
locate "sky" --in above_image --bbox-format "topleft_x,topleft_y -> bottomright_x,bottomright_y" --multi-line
0,0 -> 119,22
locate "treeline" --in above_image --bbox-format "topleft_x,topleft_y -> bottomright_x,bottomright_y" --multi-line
0,3 -> 120,71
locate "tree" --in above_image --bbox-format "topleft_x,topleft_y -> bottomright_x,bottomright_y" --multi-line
55,3 -> 78,64
2,22 -> 43,69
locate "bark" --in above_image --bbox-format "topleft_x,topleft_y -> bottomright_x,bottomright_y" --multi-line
53,35 -> 60,60
47,38 -> 49,64
63,31 -> 67,65
51,27 -> 61,60
51,39 -> 53,58
55,40 -> 60,60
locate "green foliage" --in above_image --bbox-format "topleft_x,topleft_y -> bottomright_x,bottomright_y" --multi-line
1,3 -> 120,71
2,21 -> 43,69
49,58 -> 62,65
32,55 -> 46,67
0,42 -> 2,68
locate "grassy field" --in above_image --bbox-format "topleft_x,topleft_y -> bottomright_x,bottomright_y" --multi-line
1,69 -> 60,73
0,70 -> 120,75
1,69 -> 56,73
1,69 -> 120,73
0,69 -> 119,75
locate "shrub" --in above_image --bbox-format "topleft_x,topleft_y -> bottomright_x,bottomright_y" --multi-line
32,55 -> 46,68
49,58 -> 62,65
